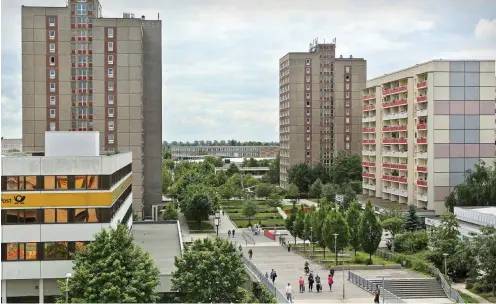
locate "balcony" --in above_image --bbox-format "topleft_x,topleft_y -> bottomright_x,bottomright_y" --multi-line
383,187 -> 408,197
362,116 -> 376,123
362,172 -> 376,179
416,123 -> 427,130
382,99 -> 408,108
416,166 -> 427,172
362,128 -> 375,133
382,150 -> 407,158
416,81 -> 427,89
362,94 -> 375,100
417,180 -> 428,187
416,152 -> 428,159
382,175 -> 408,183
383,85 -> 408,96
382,125 -> 408,132
416,109 -> 428,117
417,138 -> 427,144
363,139 -> 376,144
383,138 -> 407,144
362,161 -> 376,167
383,112 -> 408,120
383,163 -> 408,170
362,150 -> 377,156
417,193 -> 428,201
363,183 -> 376,190
363,105 -> 376,111
416,96 -> 427,103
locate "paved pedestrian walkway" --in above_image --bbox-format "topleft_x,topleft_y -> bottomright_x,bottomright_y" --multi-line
277,207 -> 288,219
452,283 -> 490,303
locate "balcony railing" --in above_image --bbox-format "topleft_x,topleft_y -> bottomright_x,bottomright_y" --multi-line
362,116 -> 376,123
362,150 -> 376,156
362,172 -> 376,179
362,161 -> 376,167
382,99 -> 407,108
383,112 -> 408,120
417,138 -> 427,144
363,183 -> 376,190
383,125 -> 408,132
383,187 -> 408,197
416,96 -> 427,103
417,180 -> 428,187
416,124 -> 427,130
362,94 -> 375,100
363,105 -> 376,111
416,81 -> 427,89
363,139 -> 376,144
383,85 -> 408,96
416,109 -> 428,117
382,150 -> 407,158
383,163 -> 408,170
382,175 -> 408,183
417,193 -> 428,201
416,166 -> 427,172
383,138 -> 407,144
362,128 -> 375,133
416,152 -> 427,158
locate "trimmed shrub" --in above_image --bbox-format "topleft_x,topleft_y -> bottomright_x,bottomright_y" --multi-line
394,231 -> 428,253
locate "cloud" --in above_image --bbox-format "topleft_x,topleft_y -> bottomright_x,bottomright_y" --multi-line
475,18 -> 496,41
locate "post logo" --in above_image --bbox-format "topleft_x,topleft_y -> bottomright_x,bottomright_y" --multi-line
14,195 -> 26,204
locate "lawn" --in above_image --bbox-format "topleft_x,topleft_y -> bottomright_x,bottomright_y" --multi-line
233,218 -> 286,228
469,289 -> 496,303
186,221 -> 214,233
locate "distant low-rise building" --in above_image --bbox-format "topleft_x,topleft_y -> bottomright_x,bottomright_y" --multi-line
171,145 -> 279,159
1,138 -> 22,154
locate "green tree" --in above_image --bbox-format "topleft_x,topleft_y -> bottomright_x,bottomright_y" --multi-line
321,183 -> 340,202
287,163 -> 312,193
294,206 -> 306,248
304,212 -> 314,250
381,216 -> 405,252
471,226 -> 496,296
342,185 -> 357,210
204,156 -> 223,167
359,201 -> 383,264
255,183 -> 274,199
162,203 -> 179,220
323,211 -> 349,265
427,213 -> 461,270
164,158 -> 175,171
404,205 -> 420,231
309,178 -> 323,199
348,180 -> 362,195
163,148 -> 172,159
172,237 -> 247,302
312,199 -> 332,258
311,163 -> 331,184
346,201 -> 362,256
265,193 -> 283,216
180,184 -> 219,230
242,200 -> 258,225
58,225 -> 160,303
226,163 -> 240,177
264,155 -> 280,185
286,183 -> 300,200
162,167 -> 174,195
285,202 -> 298,244
329,151 -> 362,185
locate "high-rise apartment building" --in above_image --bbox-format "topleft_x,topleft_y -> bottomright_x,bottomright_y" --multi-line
21,0 -> 162,217
279,39 -> 366,186
362,60 -> 495,215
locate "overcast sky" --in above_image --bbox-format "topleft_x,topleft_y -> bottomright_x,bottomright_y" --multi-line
1,0 -> 495,142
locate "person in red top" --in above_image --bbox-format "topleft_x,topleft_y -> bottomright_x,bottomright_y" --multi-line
298,276 -> 305,293
328,274 -> 334,291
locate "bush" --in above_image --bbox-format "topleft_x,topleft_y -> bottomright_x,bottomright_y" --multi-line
352,254 -> 367,265
393,253 -> 433,275
252,282 -> 277,303
162,203 -> 179,220
394,231 -> 428,253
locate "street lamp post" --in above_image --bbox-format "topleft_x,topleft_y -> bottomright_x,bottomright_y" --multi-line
311,227 -> 315,254
443,253 -> 449,277
338,253 -> 350,300
65,272 -> 72,304
333,233 -> 338,266
214,211 -> 220,236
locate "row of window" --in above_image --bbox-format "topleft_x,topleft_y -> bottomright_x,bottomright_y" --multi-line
1,163 -> 131,191
1,241 -> 87,261
1,184 -> 132,224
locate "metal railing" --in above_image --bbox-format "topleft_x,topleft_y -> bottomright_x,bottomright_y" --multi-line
242,231 -> 256,245
348,271 -> 405,304
242,255 -> 289,304
428,265 -> 464,303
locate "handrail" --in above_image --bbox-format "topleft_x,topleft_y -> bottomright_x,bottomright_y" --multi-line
348,271 -> 405,304
242,231 -> 256,245
242,255 -> 289,304
176,220 -> 184,256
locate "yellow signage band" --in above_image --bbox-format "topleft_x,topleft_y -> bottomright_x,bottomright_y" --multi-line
1,174 -> 132,209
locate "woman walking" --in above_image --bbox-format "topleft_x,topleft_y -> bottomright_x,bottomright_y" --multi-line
374,285 -> 381,303
328,274 -> 334,291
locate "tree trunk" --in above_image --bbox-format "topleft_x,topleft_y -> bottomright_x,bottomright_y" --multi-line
354,248 -> 357,257
369,253 -> 372,265
323,247 -> 326,259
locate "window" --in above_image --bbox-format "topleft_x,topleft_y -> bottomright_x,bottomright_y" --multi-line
306,151 -> 310,157
345,66 -> 350,73
75,176 -> 87,189
306,76 -> 310,83
305,58 -> 311,65
345,126 -> 350,132
306,101 -> 310,107
305,68 -> 310,74
108,81 -> 114,91
76,3 -> 87,15
108,108 -> 114,117
49,109 -> 56,118
108,55 -> 114,64
77,43 -> 86,51
345,92 -> 350,98
77,17 -> 86,24
108,28 -> 114,38
108,41 -> 114,51
44,242 -> 68,260
345,83 -> 350,90
49,83 -> 56,92
78,81 -> 87,90
5,243 -> 37,261
78,30 -> 86,38
50,56 -> 55,65
346,109 -> 350,115
108,134 -> 114,144
87,175 -> 98,189
306,85 -> 310,91
56,176 -> 68,189
49,30 -> 55,39
306,93 -> 311,99
49,43 -> 56,53
78,55 -> 87,64
346,75 -> 350,81
3,209 -> 38,224
345,117 -> 350,124
49,122 -> 56,131
25,176 -> 37,190
78,69 -> 87,77
108,120 -> 115,131
75,208 -> 99,223
48,16 -> 56,26
346,143 -> 350,150
49,69 -> 56,79
108,94 -> 114,104
108,68 -> 114,78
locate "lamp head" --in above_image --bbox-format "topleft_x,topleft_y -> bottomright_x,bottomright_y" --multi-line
66,273 -> 72,278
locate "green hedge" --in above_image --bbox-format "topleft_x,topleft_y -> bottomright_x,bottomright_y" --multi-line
233,219 -> 286,228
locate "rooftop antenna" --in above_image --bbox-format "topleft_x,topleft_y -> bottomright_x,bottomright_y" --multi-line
157,12 -> 159,20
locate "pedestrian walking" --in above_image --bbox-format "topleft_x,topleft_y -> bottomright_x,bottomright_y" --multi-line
330,267 -> 335,277
374,285 -> 380,303
265,272 -> 269,279
222,210 -> 225,216
298,276 -> 305,293
232,229 -> 235,237
270,269 -> 278,284
288,243 -> 291,252
315,274 -> 322,293
228,230 -> 231,238
285,283 -> 294,303
238,244 -> 242,252
308,272 -> 314,292
248,249 -> 253,259
328,274 -> 334,291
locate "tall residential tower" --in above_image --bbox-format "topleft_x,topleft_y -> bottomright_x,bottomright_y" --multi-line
21,1 -> 162,217
279,39 -> 366,186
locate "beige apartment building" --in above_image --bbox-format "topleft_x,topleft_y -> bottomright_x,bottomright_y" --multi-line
21,1 -> 162,218
171,145 -> 280,159
362,60 -> 495,215
279,39 -> 366,186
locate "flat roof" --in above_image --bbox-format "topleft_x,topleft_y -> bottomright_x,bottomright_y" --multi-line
132,222 -> 181,274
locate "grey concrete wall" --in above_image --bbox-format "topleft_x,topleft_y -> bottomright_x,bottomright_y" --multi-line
141,20 -> 163,217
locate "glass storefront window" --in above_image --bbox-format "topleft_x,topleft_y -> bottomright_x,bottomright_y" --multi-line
25,176 -> 37,190
6,177 -> 19,190
44,176 -> 56,189
56,176 -> 68,189
25,243 -> 37,260
75,175 -> 87,189
7,243 -> 19,260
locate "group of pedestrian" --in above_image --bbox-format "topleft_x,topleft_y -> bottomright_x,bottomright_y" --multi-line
248,224 -> 261,235
265,269 -> 278,284
282,267 -> 336,303
227,229 -> 236,238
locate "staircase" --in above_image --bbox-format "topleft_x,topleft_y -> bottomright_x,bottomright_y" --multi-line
368,278 -> 447,299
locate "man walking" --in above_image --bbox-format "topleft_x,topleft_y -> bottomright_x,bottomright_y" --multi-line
248,249 -> 253,259
308,272 -> 314,292
228,230 -> 231,238
232,229 -> 235,237
270,269 -> 277,284
285,283 -> 294,303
